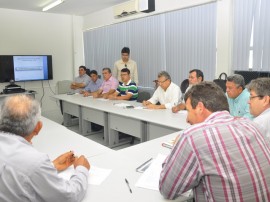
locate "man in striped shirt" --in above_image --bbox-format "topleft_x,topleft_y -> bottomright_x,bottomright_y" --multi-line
159,82 -> 270,201
108,68 -> 138,101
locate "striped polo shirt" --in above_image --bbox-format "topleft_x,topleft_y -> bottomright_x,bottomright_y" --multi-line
116,79 -> 138,101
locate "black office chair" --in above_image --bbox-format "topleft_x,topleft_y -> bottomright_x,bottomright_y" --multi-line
180,79 -> 189,94
137,91 -> 151,103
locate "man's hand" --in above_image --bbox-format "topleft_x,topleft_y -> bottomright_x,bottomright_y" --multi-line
53,151 -> 75,171
142,100 -> 151,106
83,92 -> 91,97
74,155 -> 90,170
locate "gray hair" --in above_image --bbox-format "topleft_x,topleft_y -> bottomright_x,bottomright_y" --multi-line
102,67 -> 111,73
227,74 -> 245,89
184,81 -> 229,112
247,77 -> 270,96
0,95 -> 41,137
158,71 -> 171,80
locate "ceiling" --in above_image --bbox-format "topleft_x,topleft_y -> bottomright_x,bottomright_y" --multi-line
0,0 -> 128,16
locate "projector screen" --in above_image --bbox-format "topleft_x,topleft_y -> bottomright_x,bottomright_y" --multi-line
0,55 -> 53,82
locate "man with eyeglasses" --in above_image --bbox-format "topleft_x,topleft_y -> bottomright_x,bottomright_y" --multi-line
142,71 -> 181,109
113,47 -> 139,85
247,77 -> 270,140
108,68 -> 138,101
172,69 -> 204,113
226,74 -> 253,119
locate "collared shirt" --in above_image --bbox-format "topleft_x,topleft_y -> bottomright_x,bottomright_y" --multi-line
148,82 -> 181,109
254,108 -> 270,140
84,78 -> 102,92
0,132 -> 88,202
73,74 -> 91,93
227,88 -> 253,119
159,111 -> 270,201
113,59 -> 138,85
116,79 -> 138,101
99,76 -> 119,94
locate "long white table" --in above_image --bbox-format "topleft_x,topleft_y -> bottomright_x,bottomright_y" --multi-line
33,118 -> 192,202
32,117 -> 112,159
52,94 -> 190,147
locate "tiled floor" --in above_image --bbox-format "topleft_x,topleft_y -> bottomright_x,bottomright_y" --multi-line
42,109 -> 139,150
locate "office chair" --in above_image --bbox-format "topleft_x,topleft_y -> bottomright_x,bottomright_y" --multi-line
180,79 -> 189,94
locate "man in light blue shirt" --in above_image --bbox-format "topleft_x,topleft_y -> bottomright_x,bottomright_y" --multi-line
70,66 -> 91,93
80,70 -> 102,97
226,74 -> 253,119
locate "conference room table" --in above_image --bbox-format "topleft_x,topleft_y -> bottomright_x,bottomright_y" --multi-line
33,117 -> 192,202
52,94 -> 190,147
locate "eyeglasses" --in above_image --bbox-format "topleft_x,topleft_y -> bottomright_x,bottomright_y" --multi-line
249,95 -> 264,100
157,79 -> 168,84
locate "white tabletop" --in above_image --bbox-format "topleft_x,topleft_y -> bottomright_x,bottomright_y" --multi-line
32,117 -> 112,159
53,94 -> 190,130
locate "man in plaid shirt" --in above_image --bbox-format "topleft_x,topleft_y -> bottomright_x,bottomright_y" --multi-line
159,82 -> 270,202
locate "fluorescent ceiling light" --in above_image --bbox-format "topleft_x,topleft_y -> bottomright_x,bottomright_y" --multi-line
42,0 -> 65,12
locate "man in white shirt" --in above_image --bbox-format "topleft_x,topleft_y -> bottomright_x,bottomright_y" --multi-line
247,77 -> 270,140
70,66 -> 91,93
172,69 -> 204,113
142,71 -> 181,109
113,47 -> 139,85
0,95 -> 90,202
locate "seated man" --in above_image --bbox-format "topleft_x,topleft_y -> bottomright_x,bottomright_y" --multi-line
92,67 -> 118,99
70,65 -> 91,93
159,82 -> 270,201
226,74 -> 253,119
108,68 -> 138,101
142,71 -> 181,109
248,77 -> 270,139
80,70 -> 102,97
0,95 -> 90,202
172,69 -> 204,113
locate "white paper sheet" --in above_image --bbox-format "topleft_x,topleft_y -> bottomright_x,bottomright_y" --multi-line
135,153 -> 167,190
58,166 -> 112,185
113,103 -> 132,108
135,153 -> 192,197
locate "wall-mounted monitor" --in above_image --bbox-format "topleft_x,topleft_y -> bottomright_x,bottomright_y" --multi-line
0,55 -> 53,83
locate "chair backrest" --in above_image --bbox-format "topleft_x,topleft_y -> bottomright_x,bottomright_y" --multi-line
57,80 -> 73,94
137,91 -> 151,103
180,79 -> 189,94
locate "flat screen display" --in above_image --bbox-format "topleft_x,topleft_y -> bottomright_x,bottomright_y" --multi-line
0,55 -> 53,82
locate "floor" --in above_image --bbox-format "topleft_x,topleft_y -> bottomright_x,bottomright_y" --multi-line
42,109 -> 140,150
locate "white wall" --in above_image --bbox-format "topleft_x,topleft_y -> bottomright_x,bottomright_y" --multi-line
0,8 -> 84,116
83,0 -> 233,78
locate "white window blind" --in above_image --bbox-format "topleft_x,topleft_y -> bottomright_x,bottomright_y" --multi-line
84,2 -> 217,87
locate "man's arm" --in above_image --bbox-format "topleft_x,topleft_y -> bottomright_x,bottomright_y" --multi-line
101,89 -> 116,99
159,135 -> 200,199
30,154 -> 90,202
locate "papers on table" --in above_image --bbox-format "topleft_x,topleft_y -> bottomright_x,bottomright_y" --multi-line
135,153 -> 192,198
58,166 -> 111,185
113,103 -> 134,108
97,98 -> 109,101
135,153 -> 167,191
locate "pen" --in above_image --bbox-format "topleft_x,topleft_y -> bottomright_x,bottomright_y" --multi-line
125,178 -> 132,193
136,158 -> 153,172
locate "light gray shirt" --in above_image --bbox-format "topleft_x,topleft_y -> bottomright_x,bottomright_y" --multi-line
0,132 -> 88,202
254,108 -> 270,140
73,74 -> 91,93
